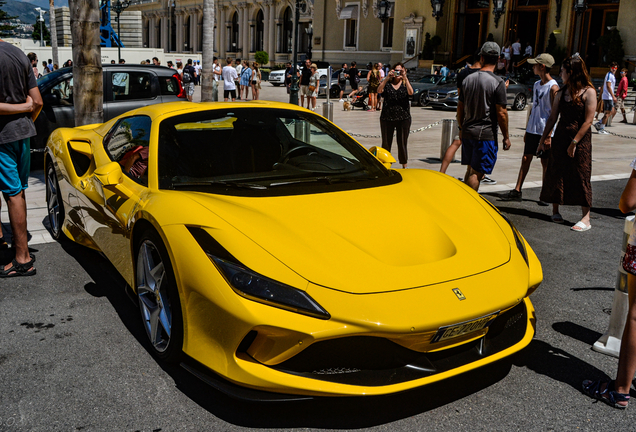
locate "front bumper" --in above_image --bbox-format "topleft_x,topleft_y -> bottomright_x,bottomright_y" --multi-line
165,224 -> 539,398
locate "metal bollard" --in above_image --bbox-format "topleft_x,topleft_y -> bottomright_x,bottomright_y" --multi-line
440,119 -> 459,161
322,102 -> 333,121
592,215 -> 634,358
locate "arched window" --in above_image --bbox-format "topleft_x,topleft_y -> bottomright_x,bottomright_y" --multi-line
185,15 -> 191,52
256,9 -> 264,52
283,7 -> 293,53
230,12 -> 239,52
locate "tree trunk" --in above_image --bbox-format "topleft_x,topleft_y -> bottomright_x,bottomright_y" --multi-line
70,0 -> 103,126
200,0 -> 215,102
49,0 -> 58,67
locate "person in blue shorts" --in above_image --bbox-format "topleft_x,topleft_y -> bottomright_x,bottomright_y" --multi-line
0,39 -> 43,277
457,41 -> 511,191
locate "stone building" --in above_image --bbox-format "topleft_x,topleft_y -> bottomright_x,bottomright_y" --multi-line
128,0 -> 635,70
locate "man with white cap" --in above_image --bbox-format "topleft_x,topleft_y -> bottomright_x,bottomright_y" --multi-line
502,53 -> 559,203
457,41 -> 511,192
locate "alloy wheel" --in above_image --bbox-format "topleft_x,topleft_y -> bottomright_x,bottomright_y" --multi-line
46,164 -> 64,239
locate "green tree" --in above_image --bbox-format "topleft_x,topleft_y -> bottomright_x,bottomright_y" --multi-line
32,17 -> 51,45
0,0 -> 18,37
255,51 -> 269,66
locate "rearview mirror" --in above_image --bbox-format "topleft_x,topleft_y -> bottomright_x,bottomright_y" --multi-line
368,146 -> 396,168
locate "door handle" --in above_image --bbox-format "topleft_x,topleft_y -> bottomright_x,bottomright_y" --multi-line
80,180 -> 87,189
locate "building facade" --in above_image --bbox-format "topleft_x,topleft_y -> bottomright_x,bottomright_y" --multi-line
128,0 -> 635,70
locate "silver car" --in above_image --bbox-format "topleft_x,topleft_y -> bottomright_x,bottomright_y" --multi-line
268,69 -> 286,86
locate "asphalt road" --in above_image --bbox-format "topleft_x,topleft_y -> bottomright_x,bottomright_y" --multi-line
1,178 -> 635,431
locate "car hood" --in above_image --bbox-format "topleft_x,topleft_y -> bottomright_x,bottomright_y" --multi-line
186,170 -> 511,294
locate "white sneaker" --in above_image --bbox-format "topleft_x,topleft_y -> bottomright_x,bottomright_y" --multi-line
598,129 -> 610,135
593,121 -> 602,131
339,99 -> 344,102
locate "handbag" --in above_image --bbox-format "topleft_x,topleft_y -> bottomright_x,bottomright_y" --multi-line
308,85 -> 316,92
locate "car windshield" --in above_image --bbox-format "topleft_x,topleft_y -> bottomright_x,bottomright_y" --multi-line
158,108 -> 398,195
418,75 -> 439,84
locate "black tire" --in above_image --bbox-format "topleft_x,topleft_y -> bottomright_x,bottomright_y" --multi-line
330,84 -> 341,99
45,162 -> 65,241
418,92 -> 429,107
135,229 -> 183,363
271,83 -> 281,87
513,93 -> 527,111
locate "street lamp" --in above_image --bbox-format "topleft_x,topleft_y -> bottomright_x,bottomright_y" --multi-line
289,0 -> 302,105
493,0 -> 506,28
305,25 -> 313,61
35,7 -> 47,47
377,0 -> 390,22
430,0 -> 444,21
111,0 -> 131,62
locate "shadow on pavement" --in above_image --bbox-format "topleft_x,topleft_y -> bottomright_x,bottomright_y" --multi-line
552,321 -> 603,346
58,238 -> 519,428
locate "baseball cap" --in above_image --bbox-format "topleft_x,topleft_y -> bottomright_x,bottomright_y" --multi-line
479,41 -> 500,57
527,53 -> 555,68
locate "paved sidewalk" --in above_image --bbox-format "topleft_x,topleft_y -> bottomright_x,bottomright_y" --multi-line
3,83 -> 635,246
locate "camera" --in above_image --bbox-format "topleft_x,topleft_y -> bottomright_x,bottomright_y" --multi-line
395,70 -> 401,76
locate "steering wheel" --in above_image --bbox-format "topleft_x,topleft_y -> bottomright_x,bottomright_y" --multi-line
281,146 -> 316,163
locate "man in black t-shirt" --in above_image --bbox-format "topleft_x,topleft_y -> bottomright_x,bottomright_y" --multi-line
338,63 -> 348,101
0,40 -> 43,277
181,59 -> 197,102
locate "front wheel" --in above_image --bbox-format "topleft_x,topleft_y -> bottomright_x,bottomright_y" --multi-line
513,93 -> 527,111
418,92 -> 429,107
136,229 -> 183,363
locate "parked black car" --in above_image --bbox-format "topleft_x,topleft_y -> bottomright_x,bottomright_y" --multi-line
319,68 -> 370,98
411,74 -> 445,106
427,76 -> 533,111
33,64 -> 186,161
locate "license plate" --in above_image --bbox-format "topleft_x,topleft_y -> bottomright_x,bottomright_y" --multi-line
431,312 -> 498,343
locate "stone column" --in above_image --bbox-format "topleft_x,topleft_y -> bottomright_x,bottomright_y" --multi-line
190,10 -> 198,53
268,2 -> 277,59
149,15 -> 157,48
275,19 -> 282,54
262,1 -> 269,57
176,11 -> 185,53
161,12 -> 169,50
219,5 -> 227,57
242,3 -> 250,58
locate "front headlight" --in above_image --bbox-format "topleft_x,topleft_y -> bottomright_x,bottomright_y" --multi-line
447,90 -> 458,97
210,256 -> 331,320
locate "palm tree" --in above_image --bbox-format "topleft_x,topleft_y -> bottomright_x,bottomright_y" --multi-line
70,0 -> 103,126
200,0 -> 215,102
49,0 -> 58,67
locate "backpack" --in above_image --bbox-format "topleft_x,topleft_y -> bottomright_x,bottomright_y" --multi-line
182,67 -> 192,83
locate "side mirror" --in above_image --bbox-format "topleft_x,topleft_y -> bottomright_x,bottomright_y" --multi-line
68,140 -> 93,157
94,162 -> 133,197
368,146 -> 396,168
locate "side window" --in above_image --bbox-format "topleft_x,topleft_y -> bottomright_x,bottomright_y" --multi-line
103,116 -> 152,185
112,72 -> 154,100
159,76 -> 180,95
49,76 -> 74,106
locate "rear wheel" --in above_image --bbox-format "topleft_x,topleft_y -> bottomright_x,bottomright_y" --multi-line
513,93 -> 527,111
45,163 -> 65,241
136,229 -> 183,363
330,84 -> 341,99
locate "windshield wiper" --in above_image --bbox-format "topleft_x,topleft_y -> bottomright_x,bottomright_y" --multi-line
269,175 -> 378,187
171,180 -> 268,190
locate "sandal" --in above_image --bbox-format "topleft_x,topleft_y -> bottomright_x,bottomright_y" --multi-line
551,213 -> 564,223
582,379 -> 630,409
571,221 -> 591,232
0,254 -> 36,278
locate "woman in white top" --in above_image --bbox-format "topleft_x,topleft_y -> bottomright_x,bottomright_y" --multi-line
503,41 -> 511,72
308,63 -> 320,111
250,62 -> 261,100
502,54 -> 559,203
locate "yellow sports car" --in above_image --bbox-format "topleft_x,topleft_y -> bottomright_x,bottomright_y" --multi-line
45,101 -> 542,400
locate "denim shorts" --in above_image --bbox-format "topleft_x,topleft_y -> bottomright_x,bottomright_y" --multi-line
0,138 -> 30,196
461,138 -> 498,175
603,99 -> 614,112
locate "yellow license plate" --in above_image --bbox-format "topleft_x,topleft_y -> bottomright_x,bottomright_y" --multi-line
431,312 -> 498,343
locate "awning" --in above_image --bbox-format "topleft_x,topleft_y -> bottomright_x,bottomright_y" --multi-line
339,5 -> 358,20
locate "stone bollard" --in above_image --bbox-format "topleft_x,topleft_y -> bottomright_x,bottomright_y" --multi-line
593,215 -> 634,358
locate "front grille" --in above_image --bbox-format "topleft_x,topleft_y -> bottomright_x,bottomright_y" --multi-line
271,301 -> 528,386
